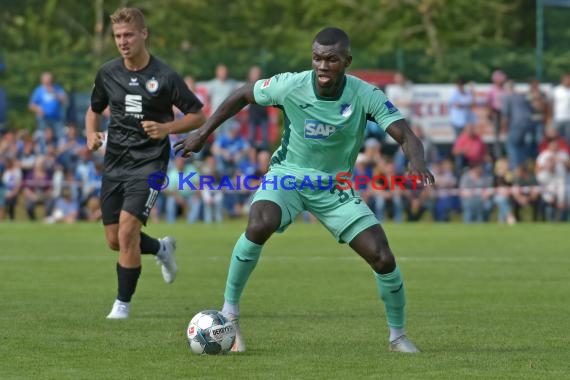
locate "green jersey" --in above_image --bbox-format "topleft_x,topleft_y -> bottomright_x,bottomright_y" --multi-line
253,70 -> 404,180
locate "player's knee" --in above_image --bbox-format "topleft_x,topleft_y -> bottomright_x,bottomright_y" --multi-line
246,215 -> 279,244
246,219 -> 273,243
371,248 -> 396,274
107,238 -> 120,251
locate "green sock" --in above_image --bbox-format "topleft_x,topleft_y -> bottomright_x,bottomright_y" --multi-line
223,233 -> 263,305
375,265 -> 406,329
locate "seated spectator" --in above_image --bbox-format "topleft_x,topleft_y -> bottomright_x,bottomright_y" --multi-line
538,127 -> 570,154
511,163 -> 541,221
34,126 -> 58,155
165,156 -> 201,224
371,160 -> 404,223
57,125 -> 86,172
18,136 -> 37,179
459,163 -> 493,223
22,158 -> 53,220
1,157 -> 22,220
200,155 -> 224,223
211,123 -> 250,177
452,124 -> 489,177
44,186 -> 78,224
429,159 -> 458,222
535,137 -> 569,221
492,158 -> 516,225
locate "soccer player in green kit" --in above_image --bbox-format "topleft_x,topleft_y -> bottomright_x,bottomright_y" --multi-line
175,27 -> 434,353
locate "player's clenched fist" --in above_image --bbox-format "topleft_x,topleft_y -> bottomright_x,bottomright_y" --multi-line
141,120 -> 169,140
87,132 -> 105,151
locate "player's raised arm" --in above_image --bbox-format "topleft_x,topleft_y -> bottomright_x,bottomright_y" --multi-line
174,83 -> 256,157
386,119 -> 435,187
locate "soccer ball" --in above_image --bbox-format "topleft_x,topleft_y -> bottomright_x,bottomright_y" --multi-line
186,310 -> 236,355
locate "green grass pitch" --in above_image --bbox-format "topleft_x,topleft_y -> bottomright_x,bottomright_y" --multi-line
1,221 -> 568,379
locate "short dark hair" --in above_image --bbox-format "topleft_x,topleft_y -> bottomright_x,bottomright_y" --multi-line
313,27 -> 350,49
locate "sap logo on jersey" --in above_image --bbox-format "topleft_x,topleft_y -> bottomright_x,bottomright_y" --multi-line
304,119 -> 343,139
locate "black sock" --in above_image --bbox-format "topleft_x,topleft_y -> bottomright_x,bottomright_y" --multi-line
116,263 -> 141,302
140,232 -> 160,255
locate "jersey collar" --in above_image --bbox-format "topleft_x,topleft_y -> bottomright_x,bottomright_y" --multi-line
311,71 -> 346,101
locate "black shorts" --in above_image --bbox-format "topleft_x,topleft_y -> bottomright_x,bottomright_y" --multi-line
101,177 -> 160,225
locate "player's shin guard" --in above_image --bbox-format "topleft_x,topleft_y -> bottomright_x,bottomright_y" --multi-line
116,263 -> 141,302
224,233 -> 262,305
375,265 -> 406,329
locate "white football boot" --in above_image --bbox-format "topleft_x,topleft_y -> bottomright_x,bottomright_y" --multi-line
389,335 -> 420,353
225,313 -> 246,352
156,236 -> 178,284
106,299 -> 130,319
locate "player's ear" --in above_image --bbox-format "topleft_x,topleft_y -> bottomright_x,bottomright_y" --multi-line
141,27 -> 149,40
345,54 -> 353,68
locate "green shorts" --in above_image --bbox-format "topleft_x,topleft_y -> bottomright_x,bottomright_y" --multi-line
252,167 -> 379,243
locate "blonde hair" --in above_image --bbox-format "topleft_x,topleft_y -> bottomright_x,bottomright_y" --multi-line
110,7 -> 146,30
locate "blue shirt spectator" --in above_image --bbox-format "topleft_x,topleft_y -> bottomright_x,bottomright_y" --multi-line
448,78 -> 475,138
28,72 -> 68,139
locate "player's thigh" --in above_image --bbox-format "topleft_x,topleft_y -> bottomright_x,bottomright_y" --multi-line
100,177 -> 123,226
251,185 -> 304,233
122,178 -> 161,226
304,186 -> 379,244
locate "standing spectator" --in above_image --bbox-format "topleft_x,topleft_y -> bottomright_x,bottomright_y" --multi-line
385,72 -> 414,125
448,76 -> 475,139
201,63 -> 241,134
552,73 -> 570,141
526,78 -> 549,156
486,70 -> 508,159
246,66 -> 270,150
28,72 -> 68,140
501,81 -> 535,169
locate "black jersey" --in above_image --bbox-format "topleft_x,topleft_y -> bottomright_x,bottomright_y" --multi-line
90,56 -> 202,179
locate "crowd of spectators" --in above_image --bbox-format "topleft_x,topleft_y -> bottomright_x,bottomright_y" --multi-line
1,67 -> 569,224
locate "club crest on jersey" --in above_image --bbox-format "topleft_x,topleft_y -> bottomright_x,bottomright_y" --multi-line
340,103 -> 352,117
384,100 -> 398,114
145,77 -> 159,93
261,77 -> 273,89
304,119 -> 344,139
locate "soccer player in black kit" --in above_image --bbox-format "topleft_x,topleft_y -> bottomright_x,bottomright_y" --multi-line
85,7 -> 205,319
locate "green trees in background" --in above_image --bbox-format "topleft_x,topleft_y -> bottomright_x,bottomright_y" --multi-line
1,0 -> 568,129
